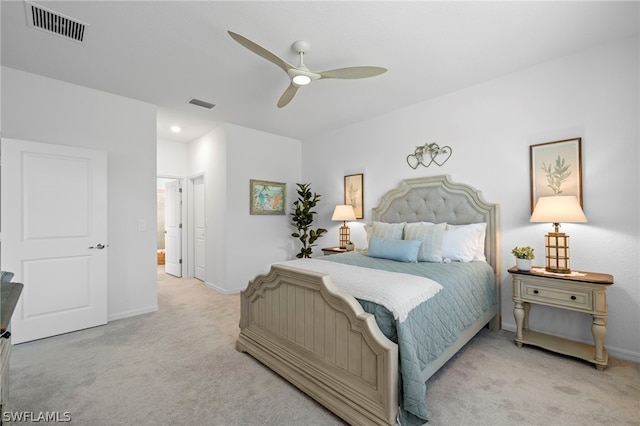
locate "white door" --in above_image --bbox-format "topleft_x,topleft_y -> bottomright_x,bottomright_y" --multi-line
164,180 -> 182,277
193,176 -> 206,281
1,138 -> 108,344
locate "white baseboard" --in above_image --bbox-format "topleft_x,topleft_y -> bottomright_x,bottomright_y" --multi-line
108,305 -> 158,322
501,322 -> 640,364
204,281 -> 243,295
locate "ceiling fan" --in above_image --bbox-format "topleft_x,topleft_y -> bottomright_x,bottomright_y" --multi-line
228,31 -> 388,108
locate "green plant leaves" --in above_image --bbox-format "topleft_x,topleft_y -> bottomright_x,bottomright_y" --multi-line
511,246 -> 535,259
541,155 -> 572,195
290,183 -> 327,258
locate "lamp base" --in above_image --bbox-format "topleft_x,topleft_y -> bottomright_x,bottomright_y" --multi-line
339,224 -> 350,249
544,231 -> 571,273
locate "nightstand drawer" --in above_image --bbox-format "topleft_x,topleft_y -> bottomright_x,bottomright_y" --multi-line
521,281 -> 592,311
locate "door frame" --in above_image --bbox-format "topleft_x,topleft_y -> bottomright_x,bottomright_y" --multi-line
157,175 -> 187,277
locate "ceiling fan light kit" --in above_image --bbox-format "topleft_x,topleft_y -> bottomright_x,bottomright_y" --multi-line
292,74 -> 312,86
228,31 -> 387,107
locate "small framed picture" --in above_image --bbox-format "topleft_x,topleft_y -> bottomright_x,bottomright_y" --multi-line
344,173 -> 364,219
530,138 -> 582,213
250,179 -> 286,215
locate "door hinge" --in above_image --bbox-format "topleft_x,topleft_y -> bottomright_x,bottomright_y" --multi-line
179,188 -> 183,193
179,259 -> 183,264
179,223 -> 183,229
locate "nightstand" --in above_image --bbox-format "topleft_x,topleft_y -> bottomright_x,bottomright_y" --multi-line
321,247 -> 351,256
509,266 -> 614,370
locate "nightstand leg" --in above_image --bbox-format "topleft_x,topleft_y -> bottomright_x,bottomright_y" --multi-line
523,302 -> 531,331
514,301 -> 525,347
592,314 -> 607,365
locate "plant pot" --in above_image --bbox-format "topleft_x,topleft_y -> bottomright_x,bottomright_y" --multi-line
345,243 -> 355,251
516,258 -> 532,271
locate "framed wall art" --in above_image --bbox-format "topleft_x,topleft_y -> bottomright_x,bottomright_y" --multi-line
250,179 -> 286,215
344,173 -> 364,219
530,137 -> 582,213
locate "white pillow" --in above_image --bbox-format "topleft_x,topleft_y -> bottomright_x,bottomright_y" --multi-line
364,221 -> 405,241
404,222 -> 446,262
442,223 -> 487,262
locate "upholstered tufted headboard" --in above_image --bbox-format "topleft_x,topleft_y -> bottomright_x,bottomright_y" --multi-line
371,175 -> 500,275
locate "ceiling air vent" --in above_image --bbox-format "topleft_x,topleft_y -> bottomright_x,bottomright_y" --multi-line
24,1 -> 88,44
188,98 -> 216,110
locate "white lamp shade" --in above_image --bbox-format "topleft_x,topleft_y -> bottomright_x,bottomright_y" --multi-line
530,196 -> 587,223
332,205 -> 356,221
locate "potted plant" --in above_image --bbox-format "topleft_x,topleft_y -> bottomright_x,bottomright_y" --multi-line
512,246 -> 535,271
290,183 -> 327,258
345,241 -> 355,251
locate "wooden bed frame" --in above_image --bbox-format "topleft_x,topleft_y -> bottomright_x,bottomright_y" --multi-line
236,175 -> 501,425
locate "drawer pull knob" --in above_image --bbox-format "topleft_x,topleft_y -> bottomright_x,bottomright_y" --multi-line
571,295 -> 577,300
533,290 -> 539,294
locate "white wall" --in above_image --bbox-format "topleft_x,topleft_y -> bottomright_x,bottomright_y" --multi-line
184,123 -> 301,294
303,36 -> 640,362
186,125 -> 227,288
157,139 -> 189,177
225,124 -> 302,291
1,67 -> 159,321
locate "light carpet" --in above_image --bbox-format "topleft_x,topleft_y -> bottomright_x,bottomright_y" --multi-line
8,269 -> 639,425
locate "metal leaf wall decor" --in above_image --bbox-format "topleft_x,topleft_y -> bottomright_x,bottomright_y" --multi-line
406,143 -> 452,169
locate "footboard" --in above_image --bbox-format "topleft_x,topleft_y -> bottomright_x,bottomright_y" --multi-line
236,264 -> 399,425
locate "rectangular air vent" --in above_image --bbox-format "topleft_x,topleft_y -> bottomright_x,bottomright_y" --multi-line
24,1 -> 88,43
188,98 -> 216,109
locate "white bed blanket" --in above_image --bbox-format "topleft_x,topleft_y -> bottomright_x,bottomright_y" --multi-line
275,258 -> 443,323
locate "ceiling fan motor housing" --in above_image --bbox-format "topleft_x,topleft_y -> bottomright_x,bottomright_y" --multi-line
291,40 -> 310,54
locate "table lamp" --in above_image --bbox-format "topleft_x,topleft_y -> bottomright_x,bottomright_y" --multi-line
331,205 -> 356,249
530,196 -> 587,273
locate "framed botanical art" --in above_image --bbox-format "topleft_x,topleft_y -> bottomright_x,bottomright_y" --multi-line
250,179 -> 286,215
344,173 -> 364,219
530,137 -> 582,213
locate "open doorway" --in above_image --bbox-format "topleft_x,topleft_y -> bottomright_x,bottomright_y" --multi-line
157,175 -> 205,282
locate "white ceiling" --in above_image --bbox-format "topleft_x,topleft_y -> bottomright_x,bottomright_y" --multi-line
2,1 -> 638,143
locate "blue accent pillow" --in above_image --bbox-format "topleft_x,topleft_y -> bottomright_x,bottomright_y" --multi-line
367,236 -> 422,263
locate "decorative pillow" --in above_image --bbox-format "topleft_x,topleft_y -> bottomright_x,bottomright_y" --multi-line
404,222 -> 446,262
442,223 -> 487,262
471,223 -> 487,261
452,223 -> 487,261
364,221 -> 405,241
367,236 -> 422,263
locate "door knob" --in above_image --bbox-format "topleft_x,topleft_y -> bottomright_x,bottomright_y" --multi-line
88,243 -> 107,249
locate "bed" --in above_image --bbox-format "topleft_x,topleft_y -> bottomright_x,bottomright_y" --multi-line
236,175 -> 501,425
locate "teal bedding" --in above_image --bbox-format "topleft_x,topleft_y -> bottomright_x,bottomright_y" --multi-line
320,251 -> 496,425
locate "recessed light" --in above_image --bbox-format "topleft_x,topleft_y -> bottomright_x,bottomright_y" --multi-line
170,126 -> 181,133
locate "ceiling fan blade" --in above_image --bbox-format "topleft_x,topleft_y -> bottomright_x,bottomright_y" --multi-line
228,31 -> 294,72
277,84 -> 299,108
318,66 -> 388,79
